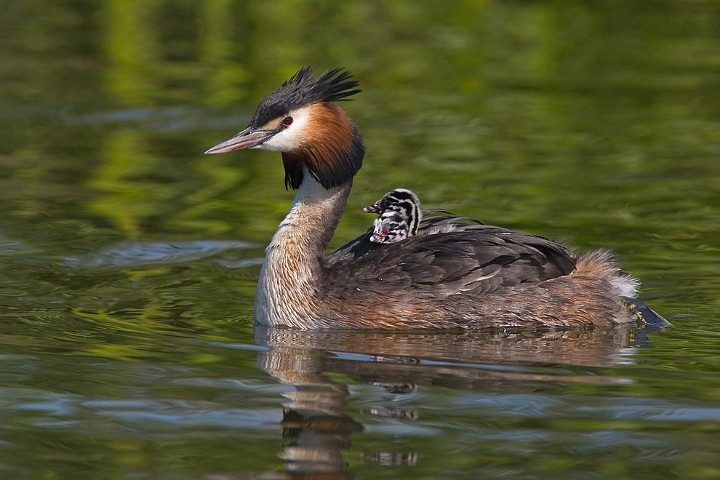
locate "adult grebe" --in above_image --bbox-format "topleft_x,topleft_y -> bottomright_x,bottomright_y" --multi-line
363,188 -> 422,244
205,67 -> 665,330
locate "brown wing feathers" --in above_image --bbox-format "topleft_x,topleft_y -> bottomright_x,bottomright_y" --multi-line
325,222 -> 577,298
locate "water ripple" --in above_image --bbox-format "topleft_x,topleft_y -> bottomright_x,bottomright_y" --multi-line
63,240 -> 258,269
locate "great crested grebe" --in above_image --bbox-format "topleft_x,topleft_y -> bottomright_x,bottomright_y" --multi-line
205,66 -> 665,330
363,188 -> 422,244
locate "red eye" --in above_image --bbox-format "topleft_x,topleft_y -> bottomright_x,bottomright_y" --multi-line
281,116 -> 293,127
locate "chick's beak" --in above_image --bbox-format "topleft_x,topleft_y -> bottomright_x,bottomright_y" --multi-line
363,202 -> 382,214
204,126 -> 276,154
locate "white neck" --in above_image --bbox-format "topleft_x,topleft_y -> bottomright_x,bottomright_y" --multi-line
254,169 -> 351,327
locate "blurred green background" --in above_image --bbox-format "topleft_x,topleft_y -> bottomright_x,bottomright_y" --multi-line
1,1 -> 720,479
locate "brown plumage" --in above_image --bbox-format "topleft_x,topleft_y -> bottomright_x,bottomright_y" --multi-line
205,67 -> 667,330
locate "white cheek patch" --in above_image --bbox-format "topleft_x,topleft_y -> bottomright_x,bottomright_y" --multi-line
260,106 -> 313,152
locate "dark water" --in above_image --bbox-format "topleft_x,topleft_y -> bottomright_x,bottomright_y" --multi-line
2,1 -> 720,479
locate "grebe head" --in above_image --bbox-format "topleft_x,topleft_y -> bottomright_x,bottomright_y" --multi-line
205,67 -> 365,190
363,188 -> 422,244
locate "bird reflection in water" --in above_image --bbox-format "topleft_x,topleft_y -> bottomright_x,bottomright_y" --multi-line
228,324 -> 653,479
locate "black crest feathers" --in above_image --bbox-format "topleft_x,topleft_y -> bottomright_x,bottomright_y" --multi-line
284,66 -> 361,103
250,67 -> 361,127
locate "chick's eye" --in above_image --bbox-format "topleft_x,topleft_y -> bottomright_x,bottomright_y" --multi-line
281,116 -> 293,127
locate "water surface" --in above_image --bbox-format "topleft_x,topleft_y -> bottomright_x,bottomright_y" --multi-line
1,1 -> 720,479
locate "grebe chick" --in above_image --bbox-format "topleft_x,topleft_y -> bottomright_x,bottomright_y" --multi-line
364,188 -> 422,244
205,66 -> 667,330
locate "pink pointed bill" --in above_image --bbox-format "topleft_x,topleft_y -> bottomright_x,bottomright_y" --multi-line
204,127 -> 275,154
